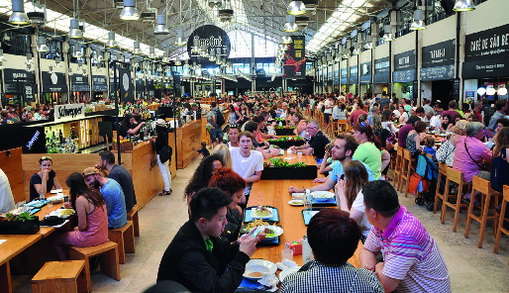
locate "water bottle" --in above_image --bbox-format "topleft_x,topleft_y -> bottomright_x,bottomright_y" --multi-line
302,235 -> 313,264
305,189 -> 313,211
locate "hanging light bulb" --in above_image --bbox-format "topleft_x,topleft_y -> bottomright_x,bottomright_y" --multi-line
209,50 -> 217,62
9,0 -> 30,25
176,27 -> 187,46
281,35 -> 292,44
37,36 -> 49,53
453,0 -> 475,12
382,25 -> 394,42
149,47 -> 156,58
410,8 -> 426,30
154,14 -> 170,35
175,58 -> 182,66
133,41 -> 141,55
120,0 -> 140,20
287,0 -> 306,15
283,15 -> 299,32
107,31 -> 118,48
68,19 -> 83,39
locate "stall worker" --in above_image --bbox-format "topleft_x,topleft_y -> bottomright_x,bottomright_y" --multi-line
98,151 -> 137,212
29,156 -> 62,200
288,121 -> 330,160
157,187 -> 262,293
118,113 -> 146,139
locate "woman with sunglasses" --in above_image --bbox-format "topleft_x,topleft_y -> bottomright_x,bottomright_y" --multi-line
29,156 -> 62,201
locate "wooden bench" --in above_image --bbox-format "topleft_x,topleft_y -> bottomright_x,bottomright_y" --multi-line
32,260 -> 87,293
127,205 -> 140,237
69,241 -> 120,292
108,220 -> 135,264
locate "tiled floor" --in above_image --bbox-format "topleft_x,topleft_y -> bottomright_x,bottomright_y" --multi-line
12,157 -> 509,292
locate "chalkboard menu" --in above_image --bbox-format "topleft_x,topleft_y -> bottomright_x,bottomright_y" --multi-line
71,74 -> 90,92
421,40 -> 455,81
393,50 -> 416,83
92,75 -> 107,92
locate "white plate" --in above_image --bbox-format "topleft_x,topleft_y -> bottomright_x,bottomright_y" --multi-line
256,226 -> 283,239
288,199 -> 304,206
279,266 -> 301,282
291,193 -> 304,200
311,191 -> 335,199
251,207 -> 273,219
46,195 -> 64,203
48,209 -> 75,218
50,189 -> 63,194
243,259 -> 277,280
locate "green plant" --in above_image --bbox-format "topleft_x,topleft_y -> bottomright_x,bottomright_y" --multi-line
3,212 -> 35,222
267,158 -> 306,168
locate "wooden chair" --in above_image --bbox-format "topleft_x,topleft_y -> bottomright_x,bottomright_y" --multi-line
398,149 -> 413,197
69,241 -> 121,292
433,163 -> 449,214
464,176 -> 501,248
494,185 -> 509,262
127,205 -> 140,237
337,119 -> 348,133
108,221 -> 135,264
393,146 -> 404,190
441,168 -> 469,232
32,260 -> 87,293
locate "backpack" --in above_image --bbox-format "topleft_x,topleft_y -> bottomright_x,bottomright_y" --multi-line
215,108 -> 225,127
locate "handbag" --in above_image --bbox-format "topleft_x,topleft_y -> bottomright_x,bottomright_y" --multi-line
158,145 -> 172,164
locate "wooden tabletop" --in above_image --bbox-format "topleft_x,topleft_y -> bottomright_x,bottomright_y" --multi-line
248,179 -> 361,267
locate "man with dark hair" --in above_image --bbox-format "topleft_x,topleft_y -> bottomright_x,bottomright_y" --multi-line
488,99 -> 508,131
442,100 -> 460,119
207,102 -> 223,147
288,134 -> 374,193
397,115 -> 420,148
415,106 -> 428,122
422,98 -> 434,116
360,181 -> 451,293
157,187 -> 261,293
97,151 -> 137,212
281,209 -> 383,293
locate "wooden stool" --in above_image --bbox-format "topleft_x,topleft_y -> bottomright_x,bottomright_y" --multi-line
32,260 -> 87,293
398,149 -> 412,197
393,146 -> 404,189
464,176 -> 501,248
441,168 -> 469,232
108,221 -> 135,264
69,241 -> 121,292
433,163 -> 449,213
127,205 -> 140,237
337,119 -> 348,133
494,185 -> 509,263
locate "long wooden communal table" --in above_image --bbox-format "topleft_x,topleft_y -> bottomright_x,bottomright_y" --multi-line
0,201 -> 70,293
247,179 -> 362,268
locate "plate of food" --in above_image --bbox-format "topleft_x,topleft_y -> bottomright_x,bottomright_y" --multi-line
243,259 -> 277,280
46,195 -> 65,203
311,191 -> 335,202
288,199 -> 304,206
50,189 -> 63,194
251,225 -> 283,239
49,209 -> 75,219
251,206 -> 273,219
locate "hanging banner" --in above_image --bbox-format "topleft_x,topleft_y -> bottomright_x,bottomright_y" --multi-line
360,62 -> 371,84
4,69 -> 35,93
463,24 -> 509,78
187,25 -> 231,64
283,36 -> 306,79
92,75 -> 108,92
374,57 -> 390,84
71,74 -> 90,92
118,67 -> 134,103
42,72 -> 67,92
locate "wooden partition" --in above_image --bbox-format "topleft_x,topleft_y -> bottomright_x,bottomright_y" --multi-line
168,132 -> 177,176
201,117 -> 211,145
0,147 -> 25,203
176,120 -> 201,169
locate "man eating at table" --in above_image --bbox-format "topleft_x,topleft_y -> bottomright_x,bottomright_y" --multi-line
288,134 -> 374,194
280,208 -> 383,293
157,187 -> 262,293
360,181 -> 451,293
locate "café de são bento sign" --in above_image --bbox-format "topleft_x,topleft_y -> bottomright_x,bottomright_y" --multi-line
187,25 -> 231,64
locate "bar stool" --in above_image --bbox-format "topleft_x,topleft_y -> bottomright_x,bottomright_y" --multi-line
32,260 -> 87,293
393,146 -> 404,191
337,119 -> 348,133
398,149 -> 413,197
464,176 -> 501,248
494,185 -> 509,262
433,163 -> 449,213
441,168 -> 469,232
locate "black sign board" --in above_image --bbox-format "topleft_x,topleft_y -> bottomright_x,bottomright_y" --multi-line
360,62 -> 371,84
420,64 -> 455,81
118,67 -> 134,103
394,50 -> 416,71
463,24 -> 509,78
373,57 -> 390,84
348,65 -> 358,84
187,25 -> 231,65
92,75 -> 107,92
422,40 -> 455,67
71,74 -> 90,92
393,69 -> 416,83
42,72 -> 68,93
340,68 -> 348,84
4,69 -> 36,94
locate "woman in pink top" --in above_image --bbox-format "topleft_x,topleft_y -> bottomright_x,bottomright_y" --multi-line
55,172 -> 108,260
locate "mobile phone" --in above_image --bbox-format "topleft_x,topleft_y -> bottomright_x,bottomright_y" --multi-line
250,227 -> 262,238
340,174 -> 345,181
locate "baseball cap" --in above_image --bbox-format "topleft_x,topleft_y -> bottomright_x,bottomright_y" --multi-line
156,119 -> 167,127
82,167 -> 99,177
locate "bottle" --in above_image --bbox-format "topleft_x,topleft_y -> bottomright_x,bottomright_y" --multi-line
302,235 -> 313,264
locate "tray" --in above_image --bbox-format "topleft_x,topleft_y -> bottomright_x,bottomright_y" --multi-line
243,206 -> 280,223
311,197 -> 337,206
301,208 -> 324,226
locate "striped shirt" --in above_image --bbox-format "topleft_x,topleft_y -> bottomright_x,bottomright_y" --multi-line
364,207 -> 451,293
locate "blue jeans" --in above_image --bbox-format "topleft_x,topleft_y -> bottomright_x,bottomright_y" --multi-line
209,127 -> 223,142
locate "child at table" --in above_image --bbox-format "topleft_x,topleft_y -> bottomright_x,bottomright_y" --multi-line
423,136 -> 437,158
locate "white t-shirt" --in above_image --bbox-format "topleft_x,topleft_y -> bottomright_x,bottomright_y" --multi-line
0,168 -> 15,214
430,115 -> 442,129
230,148 -> 264,179
381,121 -> 399,134
351,190 -> 372,238
324,100 -> 333,114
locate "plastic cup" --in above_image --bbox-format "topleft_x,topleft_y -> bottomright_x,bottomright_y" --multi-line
281,247 -> 294,261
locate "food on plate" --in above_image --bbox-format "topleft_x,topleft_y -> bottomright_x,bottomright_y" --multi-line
252,206 -> 272,217
312,192 -> 334,199
245,219 -> 271,231
59,209 -> 75,216
288,199 -> 304,206
247,271 -> 263,278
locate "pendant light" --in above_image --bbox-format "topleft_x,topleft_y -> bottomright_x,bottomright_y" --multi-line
149,47 -> 156,59
281,35 -> 292,45
382,25 -> 394,42
9,0 -> 30,25
37,36 -> 49,53
120,0 -> 140,20
133,41 -> 141,55
107,31 -> 118,48
69,19 -> 83,39
410,8 -> 426,30
287,0 -> 306,15
453,0 -> 475,11
154,14 -> 170,35
176,28 -> 187,46
283,15 -> 299,32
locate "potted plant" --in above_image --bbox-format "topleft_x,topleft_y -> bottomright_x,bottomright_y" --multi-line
0,212 -> 40,234
267,136 -> 305,149
261,158 -> 317,180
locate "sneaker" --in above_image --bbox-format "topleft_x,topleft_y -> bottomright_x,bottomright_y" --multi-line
161,189 -> 172,196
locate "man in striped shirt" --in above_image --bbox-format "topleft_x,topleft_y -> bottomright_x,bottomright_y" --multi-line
360,181 -> 451,293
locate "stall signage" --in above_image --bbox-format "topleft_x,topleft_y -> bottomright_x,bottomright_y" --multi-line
187,25 -> 231,64
374,57 -> 390,83
392,69 -> 416,83
119,67 -> 134,103
348,65 -> 358,84
422,40 -> 455,67
92,75 -> 107,92
340,68 -> 348,84
42,72 -> 68,93
463,24 -> 509,78
4,69 -> 35,94
393,50 -> 416,71
71,74 -> 90,92
420,64 -> 455,81
54,103 -> 85,122
360,62 -> 371,84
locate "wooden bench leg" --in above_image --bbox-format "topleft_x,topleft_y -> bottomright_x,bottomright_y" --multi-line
125,224 -> 136,254
0,262 -> 12,293
99,247 -> 120,281
108,230 -> 126,264
68,251 -> 92,293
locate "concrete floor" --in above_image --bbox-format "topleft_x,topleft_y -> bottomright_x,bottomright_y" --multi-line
12,157 -> 509,292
